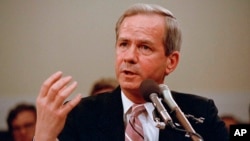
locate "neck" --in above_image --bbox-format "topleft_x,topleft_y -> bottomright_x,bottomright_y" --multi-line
122,89 -> 145,104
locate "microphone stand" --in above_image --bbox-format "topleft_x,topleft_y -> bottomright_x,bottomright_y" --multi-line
173,107 -> 203,141
152,102 -> 203,141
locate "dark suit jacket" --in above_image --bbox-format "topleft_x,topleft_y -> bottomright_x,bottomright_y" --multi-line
59,86 -> 229,141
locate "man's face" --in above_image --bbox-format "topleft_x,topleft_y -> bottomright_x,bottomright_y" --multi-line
115,14 -> 168,95
12,110 -> 36,141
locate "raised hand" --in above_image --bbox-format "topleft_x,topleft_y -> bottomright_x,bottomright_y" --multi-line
34,71 -> 82,141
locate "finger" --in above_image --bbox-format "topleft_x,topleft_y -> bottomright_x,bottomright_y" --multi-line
61,94 -> 82,116
47,76 -> 72,102
39,71 -> 63,98
53,81 -> 78,108
58,85 -> 67,95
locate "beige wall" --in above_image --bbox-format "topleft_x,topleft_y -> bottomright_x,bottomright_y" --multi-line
0,0 -> 249,129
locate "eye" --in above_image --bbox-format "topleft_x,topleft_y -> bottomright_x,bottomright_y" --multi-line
120,42 -> 128,48
116,41 -> 129,52
138,45 -> 153,55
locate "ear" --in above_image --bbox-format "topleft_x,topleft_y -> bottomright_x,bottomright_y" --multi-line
165,51 -> 180,75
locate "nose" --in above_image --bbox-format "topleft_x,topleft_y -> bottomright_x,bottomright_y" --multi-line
123,45 -> 138,64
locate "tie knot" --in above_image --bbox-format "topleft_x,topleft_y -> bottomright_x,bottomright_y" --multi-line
131,104 -> 145,117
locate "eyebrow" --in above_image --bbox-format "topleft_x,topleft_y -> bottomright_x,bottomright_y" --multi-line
117,36 -> 154,45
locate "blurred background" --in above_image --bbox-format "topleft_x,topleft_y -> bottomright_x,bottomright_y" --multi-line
0,0 -> 249,130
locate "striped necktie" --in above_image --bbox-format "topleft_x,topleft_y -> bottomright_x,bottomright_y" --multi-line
125,104 -> 146,141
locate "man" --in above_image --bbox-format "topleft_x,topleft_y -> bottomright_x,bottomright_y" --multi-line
34,3 -> 229,141
7,103 -> 36,141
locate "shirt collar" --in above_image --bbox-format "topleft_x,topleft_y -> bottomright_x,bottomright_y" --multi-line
121,90 -> 133,115
121,90 -> 155,119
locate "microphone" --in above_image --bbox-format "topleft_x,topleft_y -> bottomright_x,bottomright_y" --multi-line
159,84 -> 203,141
139,79 -> 175,128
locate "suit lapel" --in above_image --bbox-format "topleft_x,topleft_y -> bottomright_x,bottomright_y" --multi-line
97,87 -> 125,141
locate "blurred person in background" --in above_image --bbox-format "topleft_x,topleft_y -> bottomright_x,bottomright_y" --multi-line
89,77 -> 118,96
6,102 -> 36,141
220,114 -> 240,132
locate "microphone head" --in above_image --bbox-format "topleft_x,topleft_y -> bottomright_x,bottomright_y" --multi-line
139,79 -> 161,102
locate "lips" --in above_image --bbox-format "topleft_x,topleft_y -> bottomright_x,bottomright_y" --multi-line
120,68 -> 137,75
123,70 -> 135,75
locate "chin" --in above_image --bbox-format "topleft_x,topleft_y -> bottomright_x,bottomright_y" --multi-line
119,80 -> 140,90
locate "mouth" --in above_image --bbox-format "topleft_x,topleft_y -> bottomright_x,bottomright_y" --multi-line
123,70 -> 135,75
121,69 -> 137,76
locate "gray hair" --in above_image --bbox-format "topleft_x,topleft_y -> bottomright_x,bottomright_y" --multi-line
115,3 -> 182,56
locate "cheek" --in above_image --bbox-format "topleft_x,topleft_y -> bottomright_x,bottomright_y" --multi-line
115,53 -> 122,72
137,60 -> 153,75
142,59 -> 167,78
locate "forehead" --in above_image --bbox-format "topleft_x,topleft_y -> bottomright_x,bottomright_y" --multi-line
12,111 -> 36,125
119,14 -> 165,39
